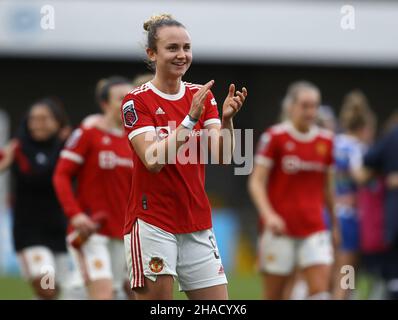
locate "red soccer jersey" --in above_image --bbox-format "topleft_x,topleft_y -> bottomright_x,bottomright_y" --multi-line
255,121 -> 334,237
121,81 -> 221,235
53,126 -> 133,239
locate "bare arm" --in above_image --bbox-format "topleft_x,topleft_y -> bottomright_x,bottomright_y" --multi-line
131,124 -> 195,173
324,167 -> 340,248
206,84 -> 248,164
248,162 -> 286,234
386,172 -> 398,189
351,166 -> 374,185
130,80 -> 214,173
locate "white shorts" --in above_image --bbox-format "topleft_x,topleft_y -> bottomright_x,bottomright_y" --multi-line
18,246 -> 69,282
124,219 -> 228,292
68,233 -> 127,291
258,230 -> 334,275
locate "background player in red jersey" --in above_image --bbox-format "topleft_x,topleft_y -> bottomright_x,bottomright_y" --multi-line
248,81 -> 340,300
81,74 -> 154,131
0,98 -> 70,299
121,14 -> 247,300
53,76 -> 133,299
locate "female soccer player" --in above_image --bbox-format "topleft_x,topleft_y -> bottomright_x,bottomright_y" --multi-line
248,81 -> 339,300
0,98 -> 70,299
332,90 -> 375,299
121,14 -> 247,300
53,76 -> 134,300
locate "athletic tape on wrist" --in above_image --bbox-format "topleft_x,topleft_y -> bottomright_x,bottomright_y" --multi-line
181,115 -> 198,130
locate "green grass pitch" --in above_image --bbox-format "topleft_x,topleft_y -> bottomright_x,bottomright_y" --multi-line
0,273 -> 262,300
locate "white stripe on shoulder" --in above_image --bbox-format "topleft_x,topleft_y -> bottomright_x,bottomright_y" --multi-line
254,155 -> 274,168
186,83 -> 203,88
318,128 -> 334,140
60,150 -> 84,164
133,87 -> 151,96
187,86 -> 201,91
269,122 -> 288,135
122,100 -> 134,110
129,83 -> 148,94
128,126 -> 156,140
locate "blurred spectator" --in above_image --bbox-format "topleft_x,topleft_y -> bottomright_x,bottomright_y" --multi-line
361,110 -> 398,299
331,90 -> 375,299
0,97 -> 71,299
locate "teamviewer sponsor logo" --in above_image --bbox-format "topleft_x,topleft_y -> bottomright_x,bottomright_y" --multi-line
144,121 -> 254,175
99,151 -> 133,169
282,155 -> 326,174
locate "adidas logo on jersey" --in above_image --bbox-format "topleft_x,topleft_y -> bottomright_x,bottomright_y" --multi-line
102,136 -> 111,145
155,107 -> 166,115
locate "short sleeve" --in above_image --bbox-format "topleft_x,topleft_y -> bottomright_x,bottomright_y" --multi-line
347,142 -> 364,172
326,138 -> 335,167
121,94 -> 155,140
60,127 -> 90,165
203,91 -> 221,127
254,130 -> 277,168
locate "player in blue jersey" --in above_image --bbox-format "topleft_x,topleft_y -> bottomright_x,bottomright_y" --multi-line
332,90 -> 375,299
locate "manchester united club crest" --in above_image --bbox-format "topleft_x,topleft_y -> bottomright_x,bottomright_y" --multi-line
123,102 -> 138,127
266,254 -> 276,262
149,257 -> 164,273
316,142 -> 328,156
93,259 -> 104,270
33,254 -> 43,263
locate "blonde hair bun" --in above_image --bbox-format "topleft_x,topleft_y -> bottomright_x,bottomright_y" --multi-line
143,13 -> 174,31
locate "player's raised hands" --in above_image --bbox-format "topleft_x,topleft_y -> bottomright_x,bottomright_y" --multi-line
188,80 -> 214,120
222,84 -> 248,121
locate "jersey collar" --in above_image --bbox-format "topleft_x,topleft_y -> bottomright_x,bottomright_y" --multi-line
108,128 -> 124,137
147,81 -> 186,101
284,121 -> 319,142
